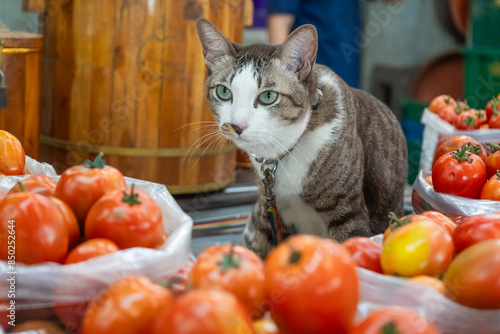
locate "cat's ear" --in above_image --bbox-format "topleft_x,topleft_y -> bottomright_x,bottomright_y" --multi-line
196,18 -> 236,71
274,24 -> 318,81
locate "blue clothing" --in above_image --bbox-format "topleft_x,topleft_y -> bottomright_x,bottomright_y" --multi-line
268,0 -> 361,88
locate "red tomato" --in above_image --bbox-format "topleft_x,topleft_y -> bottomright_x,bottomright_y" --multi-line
0,130 -> 25,175
474,109 -> 488,126
429,94 -> 456,114
444,239 -> 500,309
418,211 -> 456,236
264,235 -> 358,334
454,111 -> 478,130
64,238 -> 120,264
8,175 -> 57,196
55,153 -> 126,227
485,143 -> 500,178
432,147 -> 487,199
85,186 -> 164,249
152,289 -> 255,334
480,172 -> 500,201
453,213 -> 500,253
432,135 -> 486,166
49,196 -> 80,250
351,308 -> 440,334
436,104 -> 458,125
82,276 -> 173,334
485,96 -> 500,119
381,220 -> 454,277
342,237 -> 383,274
0,192 -> 69,264
189,244 -> 266,319
410,275 -> 446,295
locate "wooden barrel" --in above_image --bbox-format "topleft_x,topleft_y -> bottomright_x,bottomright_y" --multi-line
41,0 -> 247,194
0,31 -> 43,160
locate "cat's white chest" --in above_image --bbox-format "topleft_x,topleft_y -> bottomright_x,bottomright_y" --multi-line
253,122 -> 336,237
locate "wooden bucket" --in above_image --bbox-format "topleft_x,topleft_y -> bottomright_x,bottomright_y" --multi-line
0,31 -> 43,160
41,0 -> 247,194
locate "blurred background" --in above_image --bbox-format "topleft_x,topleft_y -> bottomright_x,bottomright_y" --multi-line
0,0 -> 499,253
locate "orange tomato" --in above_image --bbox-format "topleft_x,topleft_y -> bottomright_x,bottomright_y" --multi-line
49,196 -> 80,249
152,289 -> 255,334
85,186 -> 164,249
0,192 -> 70,264
444,239 -> 500,309
410,275 -> 446,295
189,244 -> 266,319
381,220 -> 454,277
8,175 -> 57,196
484,143 -> 500,178
264,235 -> 358,334
351,308 -> 441,334
82,276 -> 173,334
383,213 -> 436,243
0,130 -> 25,175
65,238 -> 120,264
342,237 -> 383,274
418,211 -> 456,236
55,153 -> 126,227
480,172 -> 500,201
429,95 -> 456,114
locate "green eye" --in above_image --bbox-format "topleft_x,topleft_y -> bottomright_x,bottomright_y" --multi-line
258,91 -> 278,105
216,85 -> 232,101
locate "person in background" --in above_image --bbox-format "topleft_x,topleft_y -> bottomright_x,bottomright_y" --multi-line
268,0 -> 401,88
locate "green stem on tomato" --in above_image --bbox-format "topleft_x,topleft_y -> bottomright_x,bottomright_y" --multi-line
388,212 -> 411,231
218,243 -> 240,272
486,143 -> 500,154
451,146 -> 473,163
17,181 -> 26,192
381,322 -> 401,334
463,142 -> 483,156
83,152 -> 106,169
122,184 -> 141,206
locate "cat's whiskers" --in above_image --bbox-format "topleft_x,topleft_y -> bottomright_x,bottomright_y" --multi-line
193,132 -> 227,167
265,134 -> 306,179
172,120 -> 218,133
183,129 -> 224,166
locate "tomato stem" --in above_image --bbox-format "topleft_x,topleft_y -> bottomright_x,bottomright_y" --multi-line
464,116 -> 476,127
381,322 -> 401,334
289,251 -> 301,265
455,104 -> 463,115
492,96 -> 500,116
16,181 -> 26,192
463,142 -> 483,156
451,146 -> 473,163
84,152 -> 106,169
388,212 -> 411,231
122,184 -> 141,206
218,243 -> 240,272
487,143 -> 500,154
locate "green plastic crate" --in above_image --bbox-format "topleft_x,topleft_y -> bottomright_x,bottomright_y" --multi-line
469,0 -> 500,48
463,46 -> 500,109
401,100 -> 427,185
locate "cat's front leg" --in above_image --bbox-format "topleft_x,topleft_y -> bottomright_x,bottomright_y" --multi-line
243,200 -> 276,259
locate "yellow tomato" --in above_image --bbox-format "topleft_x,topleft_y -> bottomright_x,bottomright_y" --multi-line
381,220 -> 454,277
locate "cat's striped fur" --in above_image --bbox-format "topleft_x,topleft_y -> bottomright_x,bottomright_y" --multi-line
196,19 -> 408,259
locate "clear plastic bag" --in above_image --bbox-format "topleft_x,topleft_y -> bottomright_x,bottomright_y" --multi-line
357,236 -> 500,334
419,108 -> 500,171
411,170 -> 500,220
0,158 -> 193,331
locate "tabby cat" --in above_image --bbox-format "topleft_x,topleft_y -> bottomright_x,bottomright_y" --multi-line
196,18 -> 408,258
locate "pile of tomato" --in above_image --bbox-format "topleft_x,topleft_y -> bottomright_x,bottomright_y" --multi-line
429,94 -> 500,130
0,131 -> 167,267
428,134 -> 500,200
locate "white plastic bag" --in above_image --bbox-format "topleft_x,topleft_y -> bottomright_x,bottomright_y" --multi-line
419,108 -> 500,171
0,158 -> 193,304
357,235 -> 500,334
411,170 -> 500,219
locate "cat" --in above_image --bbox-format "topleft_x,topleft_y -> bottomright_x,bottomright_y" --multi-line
196,18 -> 408,259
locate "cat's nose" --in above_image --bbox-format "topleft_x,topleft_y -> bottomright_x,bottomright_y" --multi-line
230,123 -> 247,135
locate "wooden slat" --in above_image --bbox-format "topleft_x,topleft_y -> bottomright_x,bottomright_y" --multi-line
22,0 -> 45,13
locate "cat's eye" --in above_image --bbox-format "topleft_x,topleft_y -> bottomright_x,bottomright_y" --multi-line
258,91 -> 278,105
216,85 -> 232,101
